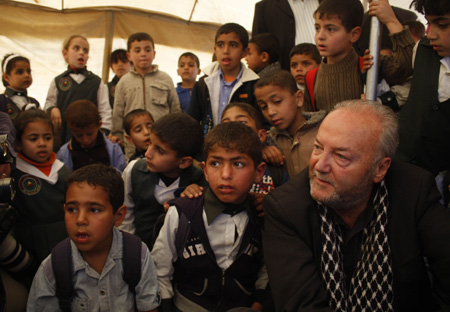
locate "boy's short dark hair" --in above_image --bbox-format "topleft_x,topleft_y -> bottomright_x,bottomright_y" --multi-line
215,23 -> 249,50
410,0 -> 450,15
123,109 -> 154,135
179,52 -> 200,68
255,70 -> 298,95
127,32 -> 154,51
65,164 -> 124,214
222,102 -> 264,130
66,100 -> 100,129
110,49 -> 129,65
249,33 -> 281,64
204,122 -> 262,168
403,20 -> 425,39
315,0 -> 364,32
151,113 -> 203,158
289,43 -> 322,65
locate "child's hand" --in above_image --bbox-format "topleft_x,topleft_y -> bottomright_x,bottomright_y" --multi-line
249,192 -> 265,218
180,184 -> 204,198
50,107 -> 62,129
361,49 -> 374,74
107,134 -> 122,146
262,145 -> 285,166
163,201 -> 170,212
368,0 -> 403,34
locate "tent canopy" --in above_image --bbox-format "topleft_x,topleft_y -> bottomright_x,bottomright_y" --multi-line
0,0 -> 421,105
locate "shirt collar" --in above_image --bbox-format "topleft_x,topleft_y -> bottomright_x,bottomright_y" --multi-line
204,188 -> 250,225
219,66 -> 243,86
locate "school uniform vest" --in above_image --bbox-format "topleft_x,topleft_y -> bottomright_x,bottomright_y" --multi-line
171,196 -> 263,312
397,37 -> 450,175
130,159 -> 204,248
0,88 -> 40,120
11,165 -> 70,262
54,68 -> 101,143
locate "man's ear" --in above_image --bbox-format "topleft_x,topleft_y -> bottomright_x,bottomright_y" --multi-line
373,157 -> 391,183
350,26 -> 362,43
114,205 -> 127,227
179,156 -> 193,170
254,162 -> 266,183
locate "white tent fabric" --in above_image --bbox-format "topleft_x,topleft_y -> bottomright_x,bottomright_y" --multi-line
0,0 -> 422,106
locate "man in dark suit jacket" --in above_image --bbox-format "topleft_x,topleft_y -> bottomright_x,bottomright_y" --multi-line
263,99 -> 450,311
252,0 -> 320,71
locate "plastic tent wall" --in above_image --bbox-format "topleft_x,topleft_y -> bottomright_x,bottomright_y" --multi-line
0,0 -> 421,105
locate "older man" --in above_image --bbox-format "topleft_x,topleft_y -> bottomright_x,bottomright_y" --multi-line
262,100 -> 450,311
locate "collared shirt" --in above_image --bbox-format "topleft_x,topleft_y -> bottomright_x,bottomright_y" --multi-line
287,0 -> 319,45
27,227 -> 160,312
218,67 -> 243,121
439,56 -> 450,103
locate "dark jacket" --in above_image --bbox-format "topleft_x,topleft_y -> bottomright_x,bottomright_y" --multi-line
262,159 -> 450,312
252,0 -> 322,71
396,37 -> 450,176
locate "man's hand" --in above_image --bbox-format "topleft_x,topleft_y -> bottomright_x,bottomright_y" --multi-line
262,145 -> 285,166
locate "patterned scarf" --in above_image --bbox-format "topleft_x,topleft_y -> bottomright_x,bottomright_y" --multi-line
319,180 -> 394,312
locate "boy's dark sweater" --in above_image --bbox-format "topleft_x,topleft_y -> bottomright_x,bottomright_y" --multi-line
130,159 -> 205,249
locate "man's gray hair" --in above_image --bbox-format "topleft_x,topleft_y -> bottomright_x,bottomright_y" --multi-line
333,100 -> 399,160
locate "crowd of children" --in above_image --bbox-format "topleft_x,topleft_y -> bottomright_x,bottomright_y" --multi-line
1,0 -> 449,310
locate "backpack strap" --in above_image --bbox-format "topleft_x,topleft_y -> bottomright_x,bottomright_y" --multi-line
305,68 -> 319,112
51,238 -> 73,312
122,231 -> 142,296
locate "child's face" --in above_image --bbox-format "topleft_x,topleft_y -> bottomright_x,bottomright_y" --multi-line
221,106 -> 267,143
426,14 -> 450,57
64,182 -> 125,258
71,123 -> 101,149
63,37 -> 90,69
3,61 -> 32,91
203,145 -> 265,205
290,54 -> 320,85
245,43 -> 265,72
214,32 -> 247,76
314,14 -> 360,64
177,56 -> 200,83
111,59 -> 131,79
125,114 -> 153,152
255,85 -> 303,135
145,132 -> 183,178
18,120 -> 53,163
127,40 -> 155,72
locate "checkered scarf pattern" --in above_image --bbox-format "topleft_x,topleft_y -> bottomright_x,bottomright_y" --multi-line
318,180 -> 394,312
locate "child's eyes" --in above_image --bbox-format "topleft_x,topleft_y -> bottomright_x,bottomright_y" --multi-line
230,43 -> 238,48
438,23 -> 450,29
291,63 -> 298,69
90,208 -> 101,213
65,206 -> 78,213
216,43 -> 224,48
44,135 -> 53,141
209,161 -> 220,167
259,103 -> 267,110
83,48 -> 89,54
234,162 -> 245,168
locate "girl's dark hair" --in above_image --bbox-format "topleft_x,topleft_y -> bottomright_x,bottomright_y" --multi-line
2,54 -> 30,87
13,109 -> 54,144
410,0 -> 450,16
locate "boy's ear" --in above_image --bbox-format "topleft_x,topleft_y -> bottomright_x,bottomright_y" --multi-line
350,26 -> 362,43
261,52 -> 270,63
296,90 -> 304,108
114,205 -> 127,227
126,52 -> 132,62
254,162 -> 266,183
257,129 -> 267,143
62,49 -> 68,60
124,134 -> 133,145
201,161 -> 209,182
179,156 -> 193,170
197,68 -> 201,76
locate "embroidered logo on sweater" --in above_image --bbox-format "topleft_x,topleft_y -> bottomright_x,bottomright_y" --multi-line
59,78 -> 72,91
6,103 -> 19,119
19,174 -> 41,195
